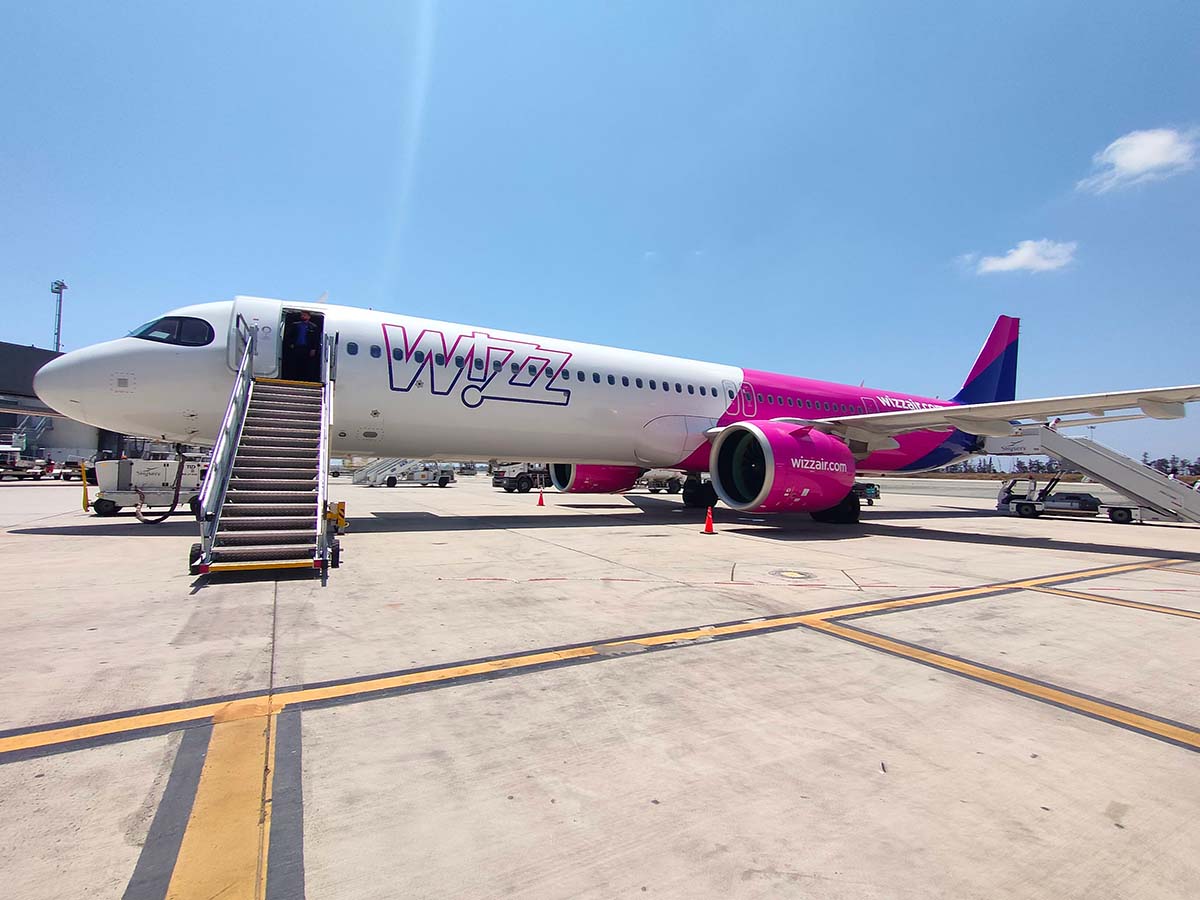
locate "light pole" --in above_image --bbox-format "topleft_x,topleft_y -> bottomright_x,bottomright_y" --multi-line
50,280 -> 68,352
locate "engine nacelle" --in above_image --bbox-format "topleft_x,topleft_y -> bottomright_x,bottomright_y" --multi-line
710,421 -> 855,512
550,464 -> 643,493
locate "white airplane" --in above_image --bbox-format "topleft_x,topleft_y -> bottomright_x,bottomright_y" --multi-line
33,295 -> 1200,523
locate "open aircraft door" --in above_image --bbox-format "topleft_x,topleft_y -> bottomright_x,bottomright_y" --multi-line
228,296 -> 282,377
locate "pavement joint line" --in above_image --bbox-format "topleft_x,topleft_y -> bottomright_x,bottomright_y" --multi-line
1030,586 -> 1200,621
0,557 -> 1187,764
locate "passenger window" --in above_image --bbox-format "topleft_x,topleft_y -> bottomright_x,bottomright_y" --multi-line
767,395 -> 774,405
687,385 -> 695,394
577,371 -> 585,382
649,379 -> 657,389
435,353 -> 445,365
511,363 -> 520,373
823,402 -> 830,411
561,369 -> 569,379
805,399 -> 812,408
636,378 -> 643,388
527,364 -> 537,376
786,397 -> 793,407
621,376 -> 629,387
607,374 -> 616,385
493,361 -> 502,371
455,356 -> 464,367
392,348 -> 403,361
592,372 -> 600,383
347,342 -> 359,356
663,381 -> 671,391
712,387 -> 718,396
370,345 -> 382,358
699,386 -> 706,396
474,358 -> 484,370
757,393 -> 763,402
675,383 -> 682,392
414,350 -> 425,363
728,389 -> 735,399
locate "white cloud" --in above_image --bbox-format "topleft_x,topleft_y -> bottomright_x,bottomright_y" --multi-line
976,239 -> 1077,274
1077,127 -> 1197,194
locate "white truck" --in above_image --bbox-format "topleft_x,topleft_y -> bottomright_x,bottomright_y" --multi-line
492,462 -> 552,493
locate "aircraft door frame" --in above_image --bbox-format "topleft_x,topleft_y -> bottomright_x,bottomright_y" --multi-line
860,396 -> 879,414
229,297 -> 283,377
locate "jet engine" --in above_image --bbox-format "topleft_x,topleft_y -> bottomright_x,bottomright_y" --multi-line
550,464 -> 643,493
709,421 -> 857,518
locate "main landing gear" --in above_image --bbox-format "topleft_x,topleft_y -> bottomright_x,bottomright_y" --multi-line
810,491 -> 861,524
682,476 -> 719,509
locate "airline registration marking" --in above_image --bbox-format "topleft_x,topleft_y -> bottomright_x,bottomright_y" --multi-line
382,324 -> 573,409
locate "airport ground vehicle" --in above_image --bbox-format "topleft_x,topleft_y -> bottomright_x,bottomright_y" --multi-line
355,458 -> 454,487
852,481 -> 880,505
493,462 -> 552,493
995,476 -> 1147,523
639,470 -> 683,493
89,456 -> 206,516
0,459 -> 49,480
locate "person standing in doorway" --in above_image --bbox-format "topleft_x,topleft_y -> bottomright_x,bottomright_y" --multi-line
286,311 -> 321,382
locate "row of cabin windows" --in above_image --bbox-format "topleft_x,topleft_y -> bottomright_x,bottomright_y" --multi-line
342,342 -> 862,414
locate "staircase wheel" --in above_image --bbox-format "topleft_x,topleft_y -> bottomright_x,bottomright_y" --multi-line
386,476 -> 397,488
1108,507 -> 1133,525
188,543 -> 203,576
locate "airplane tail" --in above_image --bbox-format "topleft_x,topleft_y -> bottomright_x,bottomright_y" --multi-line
952,315 -> 1019,405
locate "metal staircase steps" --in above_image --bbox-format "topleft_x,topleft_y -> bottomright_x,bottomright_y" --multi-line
201,376 -> 329,573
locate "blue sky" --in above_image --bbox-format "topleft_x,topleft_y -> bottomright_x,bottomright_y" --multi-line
2,2 -> 1197,457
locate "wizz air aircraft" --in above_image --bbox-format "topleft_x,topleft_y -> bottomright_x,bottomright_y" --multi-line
33,296 -> 1200,524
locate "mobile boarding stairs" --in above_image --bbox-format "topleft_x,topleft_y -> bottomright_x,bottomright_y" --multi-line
190,317 -> 344,576
985,426 -> 1200,525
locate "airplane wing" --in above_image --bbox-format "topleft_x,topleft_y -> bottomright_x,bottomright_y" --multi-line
707,384 -> 1200,449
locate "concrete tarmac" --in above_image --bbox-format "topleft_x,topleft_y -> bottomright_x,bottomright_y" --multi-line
0,477 -> 1198,899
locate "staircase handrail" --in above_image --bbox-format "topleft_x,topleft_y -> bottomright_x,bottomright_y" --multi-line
314,332 -> 337,567
197,315 -> 257,562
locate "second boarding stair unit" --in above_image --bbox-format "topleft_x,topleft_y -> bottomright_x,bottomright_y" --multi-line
986,425 -> 1200,525
190,316 -> 344,575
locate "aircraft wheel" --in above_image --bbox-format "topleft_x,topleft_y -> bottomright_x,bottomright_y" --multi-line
386,476 -> 397,488
92,499 -> 121,517
667,478 -> 682,494
811,491 -> 860,524
516,476 -> 533,493
1108,507 -> 1133,525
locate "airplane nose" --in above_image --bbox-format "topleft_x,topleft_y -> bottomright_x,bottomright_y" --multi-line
34,352 -> 93,419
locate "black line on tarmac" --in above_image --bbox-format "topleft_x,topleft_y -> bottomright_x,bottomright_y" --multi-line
122,724 -> 213,900
814,621 -> 1200,754
266,708 -> 306,900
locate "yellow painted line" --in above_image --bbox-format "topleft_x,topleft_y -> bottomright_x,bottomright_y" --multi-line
1032,586 -> 1200,621
0,559 -> 1186,760
1163,567 -> 1200,578
166,716 -> 271,900
813,558 -> 1185,620
254,377 -> 320,387
207,561 -> 314,573
806,618 -> 1200,751
0,697 -> 270,758
258,713 -> 279,899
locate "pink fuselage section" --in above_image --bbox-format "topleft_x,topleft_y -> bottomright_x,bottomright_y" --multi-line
675,368 -> 967,475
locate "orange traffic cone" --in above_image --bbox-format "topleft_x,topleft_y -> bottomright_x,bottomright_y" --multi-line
701,506 -> 716,535
537,487 -> 545,507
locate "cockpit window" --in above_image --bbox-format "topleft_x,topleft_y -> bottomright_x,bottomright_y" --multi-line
130,316 -> 215,347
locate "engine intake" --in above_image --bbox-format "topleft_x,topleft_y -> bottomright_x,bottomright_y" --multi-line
710,421 -> 855,513
550,464 -> 643,493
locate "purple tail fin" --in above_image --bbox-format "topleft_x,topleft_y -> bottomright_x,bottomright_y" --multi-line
953,315 -> 1019,405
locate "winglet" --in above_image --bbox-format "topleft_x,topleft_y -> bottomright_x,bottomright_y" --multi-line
953,315 -> 1019,405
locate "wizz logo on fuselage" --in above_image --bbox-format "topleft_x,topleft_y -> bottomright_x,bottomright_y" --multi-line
382,324 -> 572,409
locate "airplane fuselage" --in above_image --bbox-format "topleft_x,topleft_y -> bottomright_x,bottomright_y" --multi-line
34,297 -> 976,474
